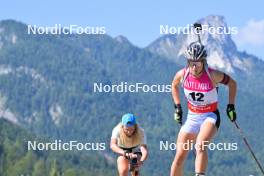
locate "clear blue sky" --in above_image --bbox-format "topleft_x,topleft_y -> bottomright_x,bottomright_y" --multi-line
1,0 -> 264,59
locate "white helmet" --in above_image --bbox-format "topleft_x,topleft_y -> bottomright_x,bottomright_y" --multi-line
184,42 -> 207,61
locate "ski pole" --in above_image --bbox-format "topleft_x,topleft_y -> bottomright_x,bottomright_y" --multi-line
193,23 -> 202,44
234,121 -> 264,175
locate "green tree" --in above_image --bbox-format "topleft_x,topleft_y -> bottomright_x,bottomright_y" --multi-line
32,159 -> 46,176
50,159 -> 59,176
64,168 -> 77,176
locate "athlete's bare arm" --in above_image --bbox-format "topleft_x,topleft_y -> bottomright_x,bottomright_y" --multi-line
171,69 -> 185,104
110,138 -> 126,155
211,70 -> 237,104
139,145 -> 148,162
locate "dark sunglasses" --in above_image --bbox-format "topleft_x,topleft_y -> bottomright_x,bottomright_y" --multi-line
188,61 -> 203,67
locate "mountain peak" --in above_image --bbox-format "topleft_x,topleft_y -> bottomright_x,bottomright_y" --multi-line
198,15 -> 226,27
114,35 -> 131,44
147,15 -> 257,73
0,19 -> 27,31
194,15 -> 236,48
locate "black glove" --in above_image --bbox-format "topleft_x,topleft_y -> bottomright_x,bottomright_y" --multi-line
226,104 -> 236,122
174,104 -> 183,125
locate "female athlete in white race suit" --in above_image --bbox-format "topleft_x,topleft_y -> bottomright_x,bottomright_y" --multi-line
170,42 -> 237,176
